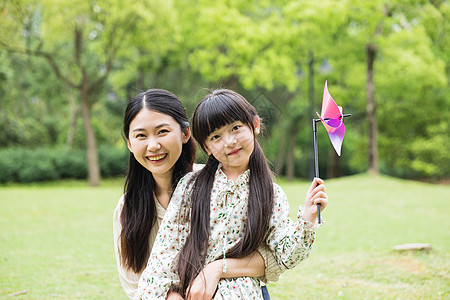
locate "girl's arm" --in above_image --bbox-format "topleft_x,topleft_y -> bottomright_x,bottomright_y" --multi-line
266,178 -> 327,270
186,252 -> 265,300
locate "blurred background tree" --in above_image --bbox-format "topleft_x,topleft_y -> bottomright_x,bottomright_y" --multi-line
0,0 -> 448,185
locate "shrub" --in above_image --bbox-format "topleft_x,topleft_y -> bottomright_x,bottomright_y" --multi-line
0,145 -> 128,183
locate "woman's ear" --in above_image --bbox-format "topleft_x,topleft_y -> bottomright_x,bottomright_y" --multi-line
126,139 -> 133,153
182,127 -> 191,144
253,116 -> 261,135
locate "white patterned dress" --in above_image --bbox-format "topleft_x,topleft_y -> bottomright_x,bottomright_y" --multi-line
137,166 -> 316,299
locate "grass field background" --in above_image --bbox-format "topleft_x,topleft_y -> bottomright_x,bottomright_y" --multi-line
1,174 -> 449,299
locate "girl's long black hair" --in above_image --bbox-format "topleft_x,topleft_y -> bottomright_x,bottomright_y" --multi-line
120,89 -> 196,273
177,89 -> 274,296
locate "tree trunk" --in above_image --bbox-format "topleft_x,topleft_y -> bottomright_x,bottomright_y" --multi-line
366,43 -> 379,174
327,148 -> 341,178
137,67 -> 145,91
66,89 -> 78,149
80,86 -> 101,186
308,49 -> 316,179
274,126 -> 287,176
286,119 -> 298,181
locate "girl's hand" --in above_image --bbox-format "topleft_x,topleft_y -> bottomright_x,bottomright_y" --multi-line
186,260 -> 221,300
167,291 -> 184,300
302,178 -> 328,226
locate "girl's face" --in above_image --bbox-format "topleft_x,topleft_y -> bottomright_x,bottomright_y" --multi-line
204,118 -> 260,180
127,108 -> 190,180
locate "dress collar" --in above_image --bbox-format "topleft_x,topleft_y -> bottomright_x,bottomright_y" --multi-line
215,164 -> 250,190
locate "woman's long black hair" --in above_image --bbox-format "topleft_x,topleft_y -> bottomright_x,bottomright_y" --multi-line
177,89 -> 274,296
120,89 -> 196,273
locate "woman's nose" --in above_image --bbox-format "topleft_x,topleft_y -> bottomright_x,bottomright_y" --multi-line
147,137 -> 161,151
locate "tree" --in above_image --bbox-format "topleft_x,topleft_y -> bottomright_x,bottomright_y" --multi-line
0,0 -> 176,185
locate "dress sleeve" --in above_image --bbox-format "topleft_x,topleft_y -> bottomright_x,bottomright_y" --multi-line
265,184 -> 316,270
136,175 -> 193,300
113,195 -> 140,299
256,244 -> 284,283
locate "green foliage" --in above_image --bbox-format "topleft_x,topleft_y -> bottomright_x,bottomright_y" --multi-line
0,0 -> 449,181
0,146 -> 128,183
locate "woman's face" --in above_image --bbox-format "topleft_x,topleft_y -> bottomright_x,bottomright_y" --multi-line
127,108 -> 189,179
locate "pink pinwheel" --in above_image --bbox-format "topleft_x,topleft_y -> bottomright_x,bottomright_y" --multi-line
316,80 -> 345,156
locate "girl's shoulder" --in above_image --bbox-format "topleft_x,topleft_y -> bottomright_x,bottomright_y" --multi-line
175,169 -> 201,193
272,182 -> 287,198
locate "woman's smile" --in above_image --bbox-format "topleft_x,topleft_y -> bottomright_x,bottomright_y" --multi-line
147,153 -> 167,162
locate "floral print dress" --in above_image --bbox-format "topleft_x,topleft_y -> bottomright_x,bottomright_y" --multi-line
137,166 -> 316,300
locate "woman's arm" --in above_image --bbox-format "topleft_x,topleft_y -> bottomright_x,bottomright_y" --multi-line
113,196 -> 140,299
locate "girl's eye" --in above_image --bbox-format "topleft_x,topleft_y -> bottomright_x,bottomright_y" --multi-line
210,134 -> 220,141
232,125 -> 241,131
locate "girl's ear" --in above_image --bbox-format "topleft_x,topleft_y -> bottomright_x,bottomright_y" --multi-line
253,116 -> 261,135
182,127 -> 191,144
204,145 -> 212,156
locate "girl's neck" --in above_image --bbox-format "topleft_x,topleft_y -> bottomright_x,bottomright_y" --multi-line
221,166 -> 248,182
153,174 -> 172,209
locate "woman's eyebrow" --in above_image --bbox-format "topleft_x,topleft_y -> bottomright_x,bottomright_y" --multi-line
132,128 -> 146,132
155,123 -> 173,129
132,123 -> 173,132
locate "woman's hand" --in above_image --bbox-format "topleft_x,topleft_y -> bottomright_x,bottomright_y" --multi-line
302,178 -> 328,226
186,260 -> 221,300
167,291 -> 184,300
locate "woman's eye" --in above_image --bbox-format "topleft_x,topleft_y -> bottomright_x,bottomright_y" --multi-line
158,129 -> 169,135
136,133 -> 146,138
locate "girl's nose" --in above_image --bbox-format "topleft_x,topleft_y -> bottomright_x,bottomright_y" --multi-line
223,134 -> 237,148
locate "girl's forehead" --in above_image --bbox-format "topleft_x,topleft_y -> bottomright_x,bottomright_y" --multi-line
209,120 -> 249,133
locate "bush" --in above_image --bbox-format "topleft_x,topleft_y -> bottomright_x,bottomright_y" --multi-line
0,145 -> 128,183
98,145 -> 128,177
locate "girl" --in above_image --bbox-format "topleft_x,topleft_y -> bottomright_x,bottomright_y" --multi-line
114,89 -> 281,299
137,89 -> 328,299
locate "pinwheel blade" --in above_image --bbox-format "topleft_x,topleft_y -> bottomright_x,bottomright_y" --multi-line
316,81 -> 345,156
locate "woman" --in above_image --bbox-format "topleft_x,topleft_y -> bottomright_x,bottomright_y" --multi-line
113,89 -> 281,299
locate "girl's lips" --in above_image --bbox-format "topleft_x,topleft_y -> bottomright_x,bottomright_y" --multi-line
147,154 -> 167,161
227,148 -> 242,156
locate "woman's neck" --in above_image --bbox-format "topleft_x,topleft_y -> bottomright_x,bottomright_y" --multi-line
153,174 -> 172,209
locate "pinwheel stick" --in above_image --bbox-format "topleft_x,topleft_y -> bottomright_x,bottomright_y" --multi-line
312,114 -> 351,224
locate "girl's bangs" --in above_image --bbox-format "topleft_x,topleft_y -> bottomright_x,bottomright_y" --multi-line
196,94 -> 253,142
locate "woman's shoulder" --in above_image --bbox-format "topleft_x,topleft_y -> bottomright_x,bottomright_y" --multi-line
114,194 -> 125,214
193,163 -> 205,172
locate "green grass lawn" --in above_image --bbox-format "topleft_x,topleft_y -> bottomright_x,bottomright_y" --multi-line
1,174 -> 449,299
